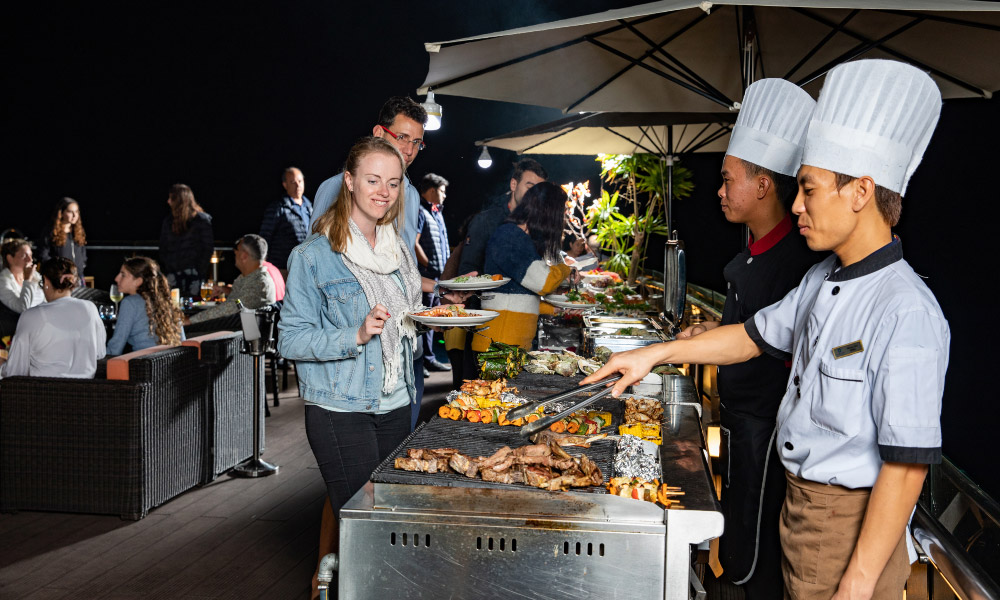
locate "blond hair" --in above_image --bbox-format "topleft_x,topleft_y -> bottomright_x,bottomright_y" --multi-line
312,137 -> 406,253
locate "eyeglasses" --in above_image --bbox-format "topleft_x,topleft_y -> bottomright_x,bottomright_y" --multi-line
378,125 -> 426,151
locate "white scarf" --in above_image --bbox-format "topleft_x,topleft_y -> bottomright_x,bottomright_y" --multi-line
341,219 -> 421,394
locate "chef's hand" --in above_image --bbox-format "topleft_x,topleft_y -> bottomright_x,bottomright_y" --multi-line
580,345 -> 662,397
675,320 -> 720,339
357,304 -> 390,345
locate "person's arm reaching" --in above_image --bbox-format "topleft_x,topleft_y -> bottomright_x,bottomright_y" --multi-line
832,462 -> 927,600
675,319 -> 721,339
414,236 -> 430,268
580,323 -> 762,396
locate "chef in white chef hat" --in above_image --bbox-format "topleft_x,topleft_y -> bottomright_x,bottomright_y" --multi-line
585,59 -> 951,600
795,58 -> 942,248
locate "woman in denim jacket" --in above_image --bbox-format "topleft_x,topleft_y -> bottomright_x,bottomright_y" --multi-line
279,137 -> 466,517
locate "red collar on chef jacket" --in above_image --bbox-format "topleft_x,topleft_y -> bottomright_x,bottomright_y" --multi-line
748,212 -> 793,256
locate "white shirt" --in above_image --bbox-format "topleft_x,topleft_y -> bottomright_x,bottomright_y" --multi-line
0,296 -> 107,379
0,268 -> 44,314
747,240 -> 949,490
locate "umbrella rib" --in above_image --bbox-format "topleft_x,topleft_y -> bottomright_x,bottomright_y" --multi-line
874,10 -> 1000,33
565,12 -> 721,112
678,122 -> 715,153
792,8 -> 987,96
637,125 -> 668,156
686,124 -> 733,154
520,129 -> 574,153
620,19 -> 732,104
793,16 -> 924,87
783,10 -> 860,81
603,127 -> 659,155
425,14 -> 663,93
583,36 -> 733,109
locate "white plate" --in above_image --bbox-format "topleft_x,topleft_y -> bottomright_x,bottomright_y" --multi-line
193,301 -> 217,307
437,276 -> 511,290
544,294 -> 600,310
406,309 -> 499,326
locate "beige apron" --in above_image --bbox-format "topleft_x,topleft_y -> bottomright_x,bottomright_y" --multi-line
780,471 -> 910,599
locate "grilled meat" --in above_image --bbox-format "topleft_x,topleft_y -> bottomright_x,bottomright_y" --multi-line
448,453 -> 480,478
530,430 -> 608,448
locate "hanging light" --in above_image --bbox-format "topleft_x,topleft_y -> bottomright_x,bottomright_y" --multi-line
421,92 -> 442,131
477,146 -> 493,169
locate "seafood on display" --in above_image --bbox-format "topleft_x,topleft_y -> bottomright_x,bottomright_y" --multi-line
524,350 -> 602,377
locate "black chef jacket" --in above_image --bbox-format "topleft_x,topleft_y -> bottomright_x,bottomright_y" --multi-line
718,214 -> 823,419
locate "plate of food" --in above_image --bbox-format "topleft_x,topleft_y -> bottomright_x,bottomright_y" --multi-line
192,301 -> 217,308
544,289 -> 600,309
580,269 -> 623,288
407,305 -> 499,326
437,274 -> 511,290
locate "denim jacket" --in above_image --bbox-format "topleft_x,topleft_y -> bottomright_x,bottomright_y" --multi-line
278,233 -> 415,411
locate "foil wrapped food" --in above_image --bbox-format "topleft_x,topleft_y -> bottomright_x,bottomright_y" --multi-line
613,434 -> 661,480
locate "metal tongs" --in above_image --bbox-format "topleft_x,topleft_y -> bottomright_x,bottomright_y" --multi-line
511,374 -> 623,438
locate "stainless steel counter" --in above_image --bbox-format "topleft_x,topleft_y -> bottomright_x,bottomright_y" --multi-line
337,375 -> 722,599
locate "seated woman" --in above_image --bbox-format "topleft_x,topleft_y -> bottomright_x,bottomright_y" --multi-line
472,181 -> 574,352
278,137 -> 467,517
38,197 -> 88,284
0,258 -> 106,379
106,257 -> 184,356
0,238 -> 45,314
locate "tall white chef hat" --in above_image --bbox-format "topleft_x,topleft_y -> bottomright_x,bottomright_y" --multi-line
726,78 -> 815,176
801,59 -> 942,195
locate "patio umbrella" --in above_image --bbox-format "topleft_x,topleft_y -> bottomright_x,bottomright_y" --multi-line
476,111 -> 738,233
475,111 -> 736,155
418,0 -> 1000,113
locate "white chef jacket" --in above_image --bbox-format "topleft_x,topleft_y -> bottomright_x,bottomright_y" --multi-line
746,239 -> 949,490
0,296 -> 107,379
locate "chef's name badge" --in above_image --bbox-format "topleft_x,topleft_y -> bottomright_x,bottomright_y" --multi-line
832,340 -> 864,359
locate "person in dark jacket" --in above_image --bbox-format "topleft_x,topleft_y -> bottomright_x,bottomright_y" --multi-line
260,167 -> 312,277
38,197 -> 87,285
159,183 -> 214,298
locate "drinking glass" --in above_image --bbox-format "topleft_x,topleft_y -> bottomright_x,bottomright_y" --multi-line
200,282 -> 212,301
109,284 -> 123,315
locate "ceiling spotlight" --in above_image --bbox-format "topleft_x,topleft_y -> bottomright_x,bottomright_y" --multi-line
421,92 -> 442,131
477,146 -> 493,169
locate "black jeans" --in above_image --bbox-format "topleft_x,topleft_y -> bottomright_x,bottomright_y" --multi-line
304,404 -> 410,512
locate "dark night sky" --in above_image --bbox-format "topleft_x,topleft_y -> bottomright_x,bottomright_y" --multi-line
4,2 -> 998,497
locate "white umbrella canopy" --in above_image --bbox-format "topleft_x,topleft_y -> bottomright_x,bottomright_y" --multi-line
419,0 -> 1000,113
477,111 -> 736,155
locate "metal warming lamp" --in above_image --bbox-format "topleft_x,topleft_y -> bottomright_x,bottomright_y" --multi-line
232,300 -> 280,478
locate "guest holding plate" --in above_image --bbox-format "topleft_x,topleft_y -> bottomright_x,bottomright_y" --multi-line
278,137 -> 468,518
472,182 -> 575,353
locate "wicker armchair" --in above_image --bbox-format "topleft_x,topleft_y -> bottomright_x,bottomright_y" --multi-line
182,331 -> 264,483
0,346 -> 206,520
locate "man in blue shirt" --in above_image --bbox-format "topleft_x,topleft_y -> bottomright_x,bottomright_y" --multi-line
415,173 -> 451,372
260,167 -> 312,277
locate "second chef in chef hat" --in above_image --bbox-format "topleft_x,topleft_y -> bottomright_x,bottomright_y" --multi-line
775,59 -> 950,599
707,77 -> 821,599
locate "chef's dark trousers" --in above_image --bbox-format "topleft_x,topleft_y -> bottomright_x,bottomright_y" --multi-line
304,404 -> 410,513
719,408 -> 786,599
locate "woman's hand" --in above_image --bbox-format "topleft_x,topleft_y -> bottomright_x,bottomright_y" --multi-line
23,261 -> 36,281
357,303 -> 390,345
442,290 -> 472,304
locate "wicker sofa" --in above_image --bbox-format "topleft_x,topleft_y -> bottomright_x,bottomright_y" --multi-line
0,330 -> 264,519
0,345 -> 206,520
181,331 -> 263,483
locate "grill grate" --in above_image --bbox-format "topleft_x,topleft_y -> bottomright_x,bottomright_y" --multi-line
371,394 -> 623,494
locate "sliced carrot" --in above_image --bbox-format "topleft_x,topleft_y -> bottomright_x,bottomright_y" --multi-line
467,410 -> 482,423
566,419 -> 581,434
525,414 -> 539,423
480,410 -> 493,424
550,420 -> 566,433
448,406 -> 461,420
512,417 -> 524,427
439,405 -> 451,419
